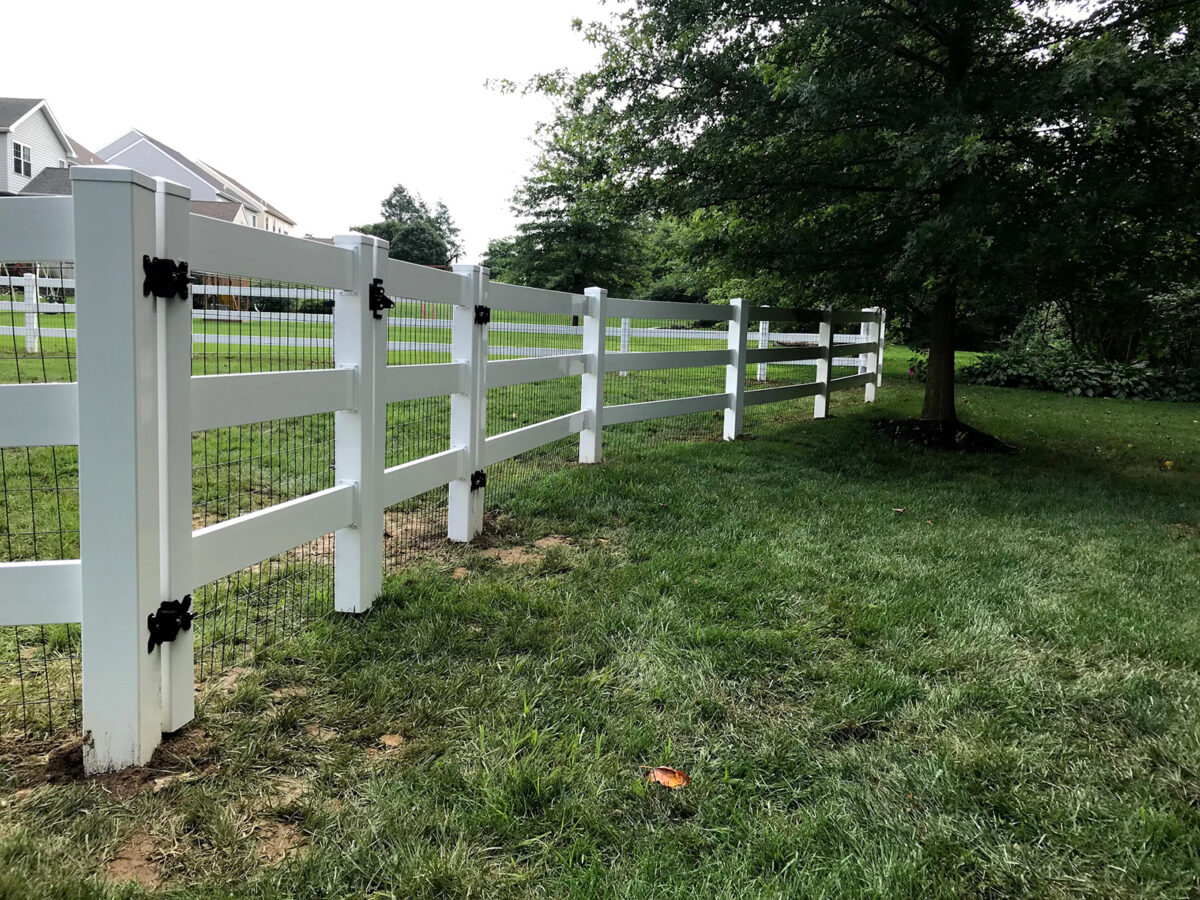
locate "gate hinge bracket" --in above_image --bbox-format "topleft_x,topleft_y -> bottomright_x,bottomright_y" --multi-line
470,470 -> 487,491
147,595 -> 195,654
474,305 -> 491,326
368,278 -> 394,320
142,255 -> 190,300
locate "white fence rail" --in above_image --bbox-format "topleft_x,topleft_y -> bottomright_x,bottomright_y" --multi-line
0,166 -> 885,772
2,283 -> 876,367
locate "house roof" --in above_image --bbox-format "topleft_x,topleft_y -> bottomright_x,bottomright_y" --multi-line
0,98 -> 42,130
102,129 -> 209,181
190,200 -> 245,222
196,160 -> 295,226
98,129 -> 295,227
0,99 -> 74,159
67,136 -> 105,166
19,167 -> 71,195
19,173 -> 253,229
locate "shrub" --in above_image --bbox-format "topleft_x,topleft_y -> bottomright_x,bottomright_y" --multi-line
961,349 -> 1200,402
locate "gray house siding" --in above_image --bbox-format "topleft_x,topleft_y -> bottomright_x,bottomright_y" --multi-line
6,108 -> 70,193
99,135 -> 220,201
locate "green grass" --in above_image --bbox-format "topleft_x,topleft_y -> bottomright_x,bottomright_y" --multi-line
0,305 -> 847,734
1,351 -> 1198,898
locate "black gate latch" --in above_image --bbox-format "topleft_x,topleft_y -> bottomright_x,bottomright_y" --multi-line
474,305 -> 491,326
142,255 -> 190,300
147,595 -> 195,654
470,470 -> 487,491
369,278 -> 394,320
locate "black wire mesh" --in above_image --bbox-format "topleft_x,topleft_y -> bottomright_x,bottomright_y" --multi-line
190,274 -> 336,680
485,307 -> 584,507
383,298 -> 453,569
0,252 -> 876,740
602,314 -> 728,455
0,262 -> 81,738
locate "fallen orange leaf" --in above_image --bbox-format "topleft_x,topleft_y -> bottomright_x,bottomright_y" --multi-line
642,766 -> 691,789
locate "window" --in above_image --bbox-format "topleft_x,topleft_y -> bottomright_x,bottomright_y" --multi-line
12,142 -> 31,177
249,213 -> 257,227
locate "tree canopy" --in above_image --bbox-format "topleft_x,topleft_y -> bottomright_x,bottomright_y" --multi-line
507,0 -> 1199,422
356,184 -> 463,267
484,134 -> 648,297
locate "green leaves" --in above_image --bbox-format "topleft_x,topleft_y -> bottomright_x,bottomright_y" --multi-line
962,350 -> 1200,403
355,183 -> 462,267
518,0 -> 1200,416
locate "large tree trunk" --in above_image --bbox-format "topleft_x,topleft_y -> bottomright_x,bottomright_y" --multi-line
921,279 -> 958,422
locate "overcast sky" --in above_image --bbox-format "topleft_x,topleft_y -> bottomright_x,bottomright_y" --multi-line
7,0 -> 611,261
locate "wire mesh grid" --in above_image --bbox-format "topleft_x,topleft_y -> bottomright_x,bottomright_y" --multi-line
485,308 -> 584,506
383,298 -> 453,569
190,274 -> 337,680
0,262 -> 81,738
603,315 -> 727,455
0,261 -> 870,738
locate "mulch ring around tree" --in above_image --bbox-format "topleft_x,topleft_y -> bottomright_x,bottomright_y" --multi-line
874,418 -> 1018,454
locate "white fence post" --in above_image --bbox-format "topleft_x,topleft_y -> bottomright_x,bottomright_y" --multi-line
73,166 -> 166,772
858,312 -> 871,378
22,273 -> 37,353
756,318 -> 769,382
862,306 -> 881,404
333,233 -> 389,613
580,286 -> 607,463
155,178 -> 195,733
876,308 -> 887,390
724,297 -> 747,440
814,308 -> 834,419
448,264 -> 488,543
619,316 -> 630,376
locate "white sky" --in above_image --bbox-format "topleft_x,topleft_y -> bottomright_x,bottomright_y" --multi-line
7,0 -> 610,262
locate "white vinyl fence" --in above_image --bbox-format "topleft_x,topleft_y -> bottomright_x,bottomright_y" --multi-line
0,167 -> 885,772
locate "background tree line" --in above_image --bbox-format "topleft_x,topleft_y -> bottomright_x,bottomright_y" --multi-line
482,0 -> 1199,424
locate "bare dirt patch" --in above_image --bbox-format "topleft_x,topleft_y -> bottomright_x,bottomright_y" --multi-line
106,831 -> 163,890
255,820 -> 306,865
294,509 -> 449,569
37,726 -> 215,801
196,665 -> 247,697
481,546 -> 544,566
476,534 -> 575,568
304,724 -> 338,742
267,775 -> 310,806
366,732 -> 409,760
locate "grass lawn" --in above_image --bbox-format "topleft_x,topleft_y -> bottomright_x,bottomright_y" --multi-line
1,351 -> 1199,899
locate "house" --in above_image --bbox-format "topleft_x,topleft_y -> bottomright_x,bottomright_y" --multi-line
97,129 -> 296,234
189,200 -> 250,226
0,98 -> 75,195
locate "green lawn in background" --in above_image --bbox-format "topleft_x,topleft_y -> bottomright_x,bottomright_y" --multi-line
1,349 -> 1198,898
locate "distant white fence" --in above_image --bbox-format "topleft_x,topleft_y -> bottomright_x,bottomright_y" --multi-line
3,282 -> 879,367
0,167 -> 885,773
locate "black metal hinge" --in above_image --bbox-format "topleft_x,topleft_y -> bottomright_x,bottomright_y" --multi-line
474,305 -> 491,326
369,278 -> 394,320
470,470 -> 487,491
147,595 -> 195,654
142,255 -> 190,300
